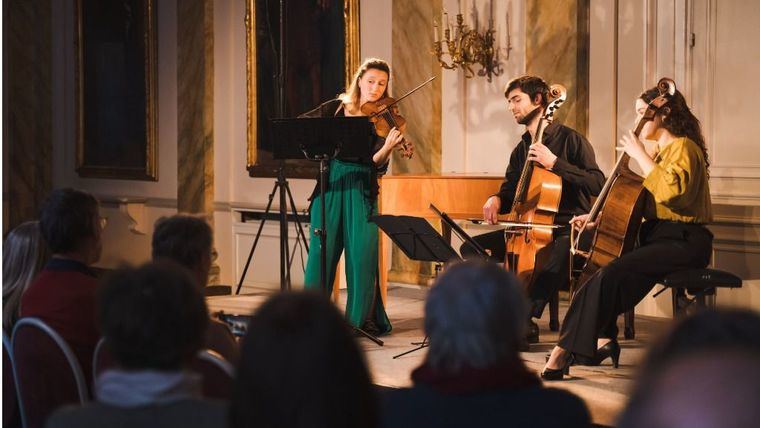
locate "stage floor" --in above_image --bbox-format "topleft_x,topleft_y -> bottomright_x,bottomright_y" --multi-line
208,286 -> 669,427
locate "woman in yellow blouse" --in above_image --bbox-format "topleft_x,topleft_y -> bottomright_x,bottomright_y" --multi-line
542,85 -> 713,380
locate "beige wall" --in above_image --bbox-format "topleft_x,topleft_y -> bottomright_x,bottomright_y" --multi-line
48,0 -> 760,311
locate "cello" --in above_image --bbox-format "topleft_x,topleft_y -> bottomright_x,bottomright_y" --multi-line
503,84 -> 567,287
571,78 -> 676,294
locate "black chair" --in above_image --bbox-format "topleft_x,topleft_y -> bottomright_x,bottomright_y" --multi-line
190,349 -> 235,400
3,330 -> 22,428
12,318 -> 89,428
659,268 -> 742,316
91,337 -> 114,381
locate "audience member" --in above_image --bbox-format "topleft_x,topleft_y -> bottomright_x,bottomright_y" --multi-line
632,307 -> 760,372
47,262 -> 226,428
230,292 -> 378,428
3,221 -> 49,331
618,308 -> 760,428
20,189 -> 103,386
381,260 -> 590,428
151,214 -> 239,363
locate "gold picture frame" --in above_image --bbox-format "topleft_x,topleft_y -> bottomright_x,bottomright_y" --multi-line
245,0 -> 360,178
75,0 -> 158,180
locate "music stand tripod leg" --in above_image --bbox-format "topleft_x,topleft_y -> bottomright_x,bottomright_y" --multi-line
235,180 -> 279,295
348,270 -> 385,346
234,169 -> 310,295
281,177 -> 310,272
393,336 -> 428,359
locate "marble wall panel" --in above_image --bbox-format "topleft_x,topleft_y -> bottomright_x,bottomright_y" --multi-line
391,0 -> 443,175
526,0 -> 589,135
390,0 -> 443,284
177,0 -> 218,283
3,0 -> 53,233
177,0 -> 214,217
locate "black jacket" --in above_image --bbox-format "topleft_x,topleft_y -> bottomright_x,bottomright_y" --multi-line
495,122 -> 605,223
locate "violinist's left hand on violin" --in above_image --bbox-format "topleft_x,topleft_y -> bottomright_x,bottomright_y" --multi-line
527,142 -> 558,169
384,127 -> 405,149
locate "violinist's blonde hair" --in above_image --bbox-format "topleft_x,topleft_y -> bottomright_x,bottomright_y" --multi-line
339,58 -> 391,112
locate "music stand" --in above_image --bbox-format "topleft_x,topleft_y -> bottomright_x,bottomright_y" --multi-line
429,204 -> 492,259
371,214 -> 461,358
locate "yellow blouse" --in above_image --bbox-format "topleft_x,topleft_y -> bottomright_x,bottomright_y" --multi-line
642,137 -> 712,223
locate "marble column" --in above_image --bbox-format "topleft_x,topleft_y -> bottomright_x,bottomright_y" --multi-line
177,0 -> 218,283
390,0 -> 443,285
526,0 -> 589,135
177,0 -> 214,216
3,0 -> 53,234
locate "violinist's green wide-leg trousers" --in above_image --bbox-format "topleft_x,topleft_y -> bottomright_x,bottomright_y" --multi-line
304,160 -> 392,334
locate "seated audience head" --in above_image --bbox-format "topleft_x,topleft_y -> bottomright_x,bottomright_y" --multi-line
151,214 -> 213,287
230,292 -> 376,428
619,349 -> 760,428
98,262 -> 209,370
637,308 -> 760,373
39,188 -> 102,264
619,309 -> 760,428
3,221 -> 49,330
424,260 -> 527,372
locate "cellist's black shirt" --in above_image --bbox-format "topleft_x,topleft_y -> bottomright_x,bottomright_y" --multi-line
495,122 -> 605,224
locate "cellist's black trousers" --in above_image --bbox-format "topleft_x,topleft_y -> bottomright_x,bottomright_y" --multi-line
558,220 -> 713,358
460,229 -> 574,318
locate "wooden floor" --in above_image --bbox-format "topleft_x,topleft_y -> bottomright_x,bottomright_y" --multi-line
207,286 -> 670,427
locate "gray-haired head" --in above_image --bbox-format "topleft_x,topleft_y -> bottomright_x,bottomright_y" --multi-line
424,260 -> 527,372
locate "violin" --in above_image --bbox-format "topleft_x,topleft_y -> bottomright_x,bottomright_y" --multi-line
358,76 -> 437,160
361,98 -> 414,159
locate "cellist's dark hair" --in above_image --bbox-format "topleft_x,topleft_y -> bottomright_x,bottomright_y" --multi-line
641,86 -> 709,174
504,75 -> 549,108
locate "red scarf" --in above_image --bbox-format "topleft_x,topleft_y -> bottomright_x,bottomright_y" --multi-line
411,358 -> 540,395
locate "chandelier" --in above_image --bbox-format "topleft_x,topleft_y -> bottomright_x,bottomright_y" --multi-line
433,10 -> 502,82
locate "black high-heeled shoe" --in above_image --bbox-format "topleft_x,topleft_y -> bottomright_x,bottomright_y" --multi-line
591,340 -> 620,368
544,340 -> 621,368
541,353 -> 574,381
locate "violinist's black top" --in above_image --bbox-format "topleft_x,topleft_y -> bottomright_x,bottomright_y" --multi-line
495,122 -> 606,224
300,99 -> 389,201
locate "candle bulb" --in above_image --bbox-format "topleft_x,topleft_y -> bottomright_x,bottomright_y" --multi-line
433,18 -> 439,43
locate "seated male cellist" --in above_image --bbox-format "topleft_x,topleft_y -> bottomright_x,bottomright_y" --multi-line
461,75 -> 605,345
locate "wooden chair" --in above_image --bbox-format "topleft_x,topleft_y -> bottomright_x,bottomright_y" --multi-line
12,318 -> 89,428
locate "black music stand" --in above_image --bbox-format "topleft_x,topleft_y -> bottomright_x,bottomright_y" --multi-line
371,214 -> 461,358
429,204 -> 492,259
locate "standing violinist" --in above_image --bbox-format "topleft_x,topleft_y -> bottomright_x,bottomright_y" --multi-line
299,58 -> 409,335
461,75 -> 605,345
542,85 -> 713,380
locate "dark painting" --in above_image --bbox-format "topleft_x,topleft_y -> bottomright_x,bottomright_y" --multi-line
247,0 -> 358,178
75,0 -> 157,180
